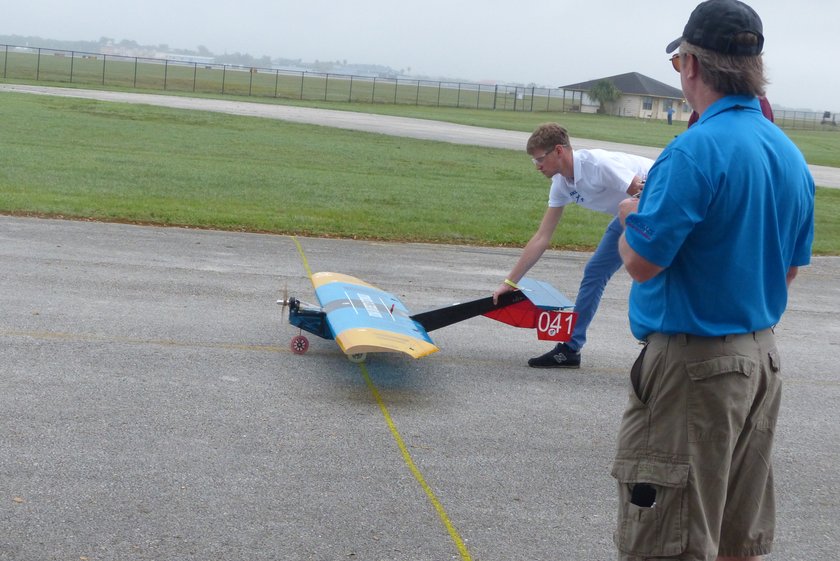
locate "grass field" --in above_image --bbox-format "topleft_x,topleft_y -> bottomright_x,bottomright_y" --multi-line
1,88 -> 837,254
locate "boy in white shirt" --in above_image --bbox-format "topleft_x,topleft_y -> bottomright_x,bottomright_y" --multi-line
493,123 -> 653,368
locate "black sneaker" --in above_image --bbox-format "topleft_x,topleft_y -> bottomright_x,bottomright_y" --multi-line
528,343 -> 581,369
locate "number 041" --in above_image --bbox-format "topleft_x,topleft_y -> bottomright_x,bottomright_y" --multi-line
536,311 -> 577,342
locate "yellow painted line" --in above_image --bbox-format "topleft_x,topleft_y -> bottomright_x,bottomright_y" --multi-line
359,362 -> 472,561
291,235 -> 314,280
291,235 -> 472,560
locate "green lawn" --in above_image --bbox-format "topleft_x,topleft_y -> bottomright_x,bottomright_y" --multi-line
1,89 -> 836,254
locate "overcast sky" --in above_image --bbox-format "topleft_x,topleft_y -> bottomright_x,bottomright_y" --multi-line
4,0 -> 836,111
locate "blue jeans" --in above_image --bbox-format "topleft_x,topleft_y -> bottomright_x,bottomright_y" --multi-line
568,216 -> 624,352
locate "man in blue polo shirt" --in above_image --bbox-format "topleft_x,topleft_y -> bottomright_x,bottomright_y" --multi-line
614,1 -> 814,560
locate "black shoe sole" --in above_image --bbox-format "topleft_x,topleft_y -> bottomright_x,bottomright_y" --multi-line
527,362 -> 581,369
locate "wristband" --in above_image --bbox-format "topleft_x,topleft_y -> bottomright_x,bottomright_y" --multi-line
504,278 -> 520,289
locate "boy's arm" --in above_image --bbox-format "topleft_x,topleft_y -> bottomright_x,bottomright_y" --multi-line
493,206 -> 564,303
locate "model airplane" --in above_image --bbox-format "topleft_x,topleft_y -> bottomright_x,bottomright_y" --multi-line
278,272 -> 577,362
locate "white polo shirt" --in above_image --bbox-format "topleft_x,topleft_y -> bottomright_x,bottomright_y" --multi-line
548,149 -> 655,216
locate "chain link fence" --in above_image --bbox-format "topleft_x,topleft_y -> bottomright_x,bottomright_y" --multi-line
2,44 -> 835,131
0,44 -> 581,113
774,109 -> 839,131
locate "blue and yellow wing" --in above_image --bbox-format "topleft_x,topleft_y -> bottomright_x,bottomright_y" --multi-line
312,272 -> 439,359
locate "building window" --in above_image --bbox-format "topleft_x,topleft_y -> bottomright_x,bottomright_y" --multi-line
642,97 -> 653,110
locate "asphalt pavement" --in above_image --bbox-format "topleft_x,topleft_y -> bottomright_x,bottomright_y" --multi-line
2,216 -> 838,560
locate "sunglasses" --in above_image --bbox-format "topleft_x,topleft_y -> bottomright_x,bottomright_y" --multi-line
670,53 -> 682,72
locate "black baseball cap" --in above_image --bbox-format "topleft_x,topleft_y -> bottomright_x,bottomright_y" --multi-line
665,0 -> 764,55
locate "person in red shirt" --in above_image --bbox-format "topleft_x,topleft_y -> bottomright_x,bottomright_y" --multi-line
687,95 -> 774,126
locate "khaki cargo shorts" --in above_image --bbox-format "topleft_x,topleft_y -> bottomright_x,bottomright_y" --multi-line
612,329 -> 780,560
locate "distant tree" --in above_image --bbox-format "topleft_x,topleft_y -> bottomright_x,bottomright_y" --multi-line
216,52 -> 258,66
588,79 -> 622,114
311,60 -> 335,72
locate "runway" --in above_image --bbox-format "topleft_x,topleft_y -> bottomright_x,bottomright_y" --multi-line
2,216 -> 838,560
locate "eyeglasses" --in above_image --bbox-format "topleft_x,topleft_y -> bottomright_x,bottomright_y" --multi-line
670,53 -> 682,73
531,148 -> 555,165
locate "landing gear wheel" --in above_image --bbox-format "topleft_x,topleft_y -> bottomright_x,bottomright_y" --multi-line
348,353 -> 367,363
291,335 -> 309,354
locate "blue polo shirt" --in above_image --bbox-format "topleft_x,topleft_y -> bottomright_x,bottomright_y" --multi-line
624,95 -> 815,340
